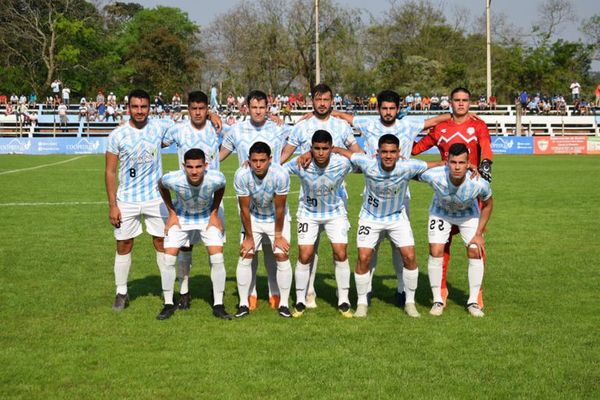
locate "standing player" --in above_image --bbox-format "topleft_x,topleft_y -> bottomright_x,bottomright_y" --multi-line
162,91 -> 223,311
285,130 -> 354,318
280,83 -> 363,309
105,89 -> 171,310
219,90 -> 290,311
233,142 -> 293,318
412,87 -> 493,308
157,148 -> 231,320
333,134 -> 443,317
419,143 -> 493,317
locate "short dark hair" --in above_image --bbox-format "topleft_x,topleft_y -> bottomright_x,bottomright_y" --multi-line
448,143 -> 469,158
450,87 -> 471,99
249,141 -> 271,157
128,89 -> 150,104
247,90 -> 268,105
188,91 -> 208,105
378,134 -> 399,148
311,129 -> 333,145
311,83 -> 332,98
377,90 -> 400,108
184,148 -> 206,162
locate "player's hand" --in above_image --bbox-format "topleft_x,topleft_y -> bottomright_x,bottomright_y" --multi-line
109,204 -> 121,228
467,234 -> 486,258
209,112 -> 223,133
479,159 -> 492,182
468,165 -> 481,180
468,112 -> 483,122
241,159 -> 250,168
207,213 -> 224,233
273,235 -> 290,254
164,213 -> 181,235
297,151 -> 312,169
297,112 -> 313,123
269,114 -> 284,126
240,237 -> 255,258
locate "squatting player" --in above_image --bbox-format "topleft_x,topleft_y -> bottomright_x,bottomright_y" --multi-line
418,143 -> 493,317
333,134 -> 443,318
157,148 -> 232,320
105,89 -> 171,311
285,130 -> 354,318
412,87 -> 493,308
233,142 -> 293,319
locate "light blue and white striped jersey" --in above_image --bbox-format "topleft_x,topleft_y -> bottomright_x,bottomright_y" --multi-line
287,115 -> 356,154
163,120 -> 221,170
107,119 -> 169,202
350,153 -> 428,222
419,166 -> 492,219
285,154 -> 352,220
221,120 -> 289,166
233,163 -> 290,222
353,116 -> 424,159
160,169 -> 226,229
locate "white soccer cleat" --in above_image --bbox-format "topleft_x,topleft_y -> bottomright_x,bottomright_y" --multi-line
429,302 -> 444,317
305,293 -> 318,309
467,303 -> 485,317
354,304 -> 368,318
404,303 -> 421,318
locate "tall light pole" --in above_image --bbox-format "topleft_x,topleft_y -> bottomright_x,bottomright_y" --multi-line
315,0 -> 321,85
486,0 -> 492,101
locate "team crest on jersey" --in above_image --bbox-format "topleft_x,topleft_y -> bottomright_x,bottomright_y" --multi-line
467,127 -> 475,135
374,185 -> 401,198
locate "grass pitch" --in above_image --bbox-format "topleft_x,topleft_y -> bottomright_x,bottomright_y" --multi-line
0,154 -> 598,399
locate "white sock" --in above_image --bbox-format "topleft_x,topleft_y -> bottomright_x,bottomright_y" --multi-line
468,258 -> 484,305
355,271 -> 370,305
114,252 -> 131,295
295,262 -> 311,304
308,252 -> 318,295
161,254 -> 177,305
249,255 -> 258,297
156,251 -> 165,270
236,257 -> 253,307
403,267 -> 419,304
428,256 -> 443,303
276,260 -> 292,308
335,259 -> 351,305
264,246 -> 280,297
178,250 -> 192,295
392,245 -> 404,293
209,253 -> 226,305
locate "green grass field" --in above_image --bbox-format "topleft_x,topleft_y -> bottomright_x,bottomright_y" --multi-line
0,154 -> 598,399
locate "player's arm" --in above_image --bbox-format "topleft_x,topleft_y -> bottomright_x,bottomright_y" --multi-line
331,146 -> 354,160
158,178 -> 181,234
330,110 -> 354,125
468,196 -> 493,257
411,131 -> 436,155
207,187 -> 225,232
423,113 -> 451,129
348,141 -> 364,154
273,194 -> 290,254
238,195 -> 255,258
280,143 -> 297,164
105,152 -> 121,228
208,111 -> 222,133
219,145 -> 232,162
426,160 -> 446,169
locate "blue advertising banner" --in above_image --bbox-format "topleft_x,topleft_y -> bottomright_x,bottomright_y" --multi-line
0,137 -> 180,155
490,136 -> 533,154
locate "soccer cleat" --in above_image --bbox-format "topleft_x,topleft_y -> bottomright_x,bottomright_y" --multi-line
156,304 -> 176,320
212,304 -> 233,320
278,306 -> 292,318
467,303 -> 485,317
429,302 -> 444,316
269,295 -> 281,309
235,305 -> 250,318
338,302 -> 353,318
292,302 -> 306,318
404,303 -> 421,318
354,304 -> 368,318
177,292 -> 191,310
112,293 -> 129,311
395,291 -> 406,308
305,293 -> 318,309
248,295 -> 258,311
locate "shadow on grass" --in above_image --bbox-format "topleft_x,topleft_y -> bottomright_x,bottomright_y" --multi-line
128,275 -> 162,301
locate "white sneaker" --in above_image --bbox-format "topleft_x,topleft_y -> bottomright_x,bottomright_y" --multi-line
354,304 -> 368,318
467,303 -> 485,317
305,293 -> 317,309
404,303 -> 420,318
429,302 -> 444,316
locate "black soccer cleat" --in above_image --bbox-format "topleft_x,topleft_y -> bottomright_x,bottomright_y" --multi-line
395,291 -> 406,308
235,305 -> 250,318
177,292 -> 191,310
338,302 -> 353,318
278,306 -> 292,318
213,304 -> 233,320
156,304 -> 177,320
112,293 -> 129,311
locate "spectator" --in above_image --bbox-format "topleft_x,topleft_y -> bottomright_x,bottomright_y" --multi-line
281,101 -> 292,123
440,94 -> 450,110
430,94 -> 440,110
28,93 -> 37,107
10,93 -> 18,105
422,95 -> 430,111
289,92 -> 297,109
595,83 -> 600,107
107,92 -> 117,105
210,84 -> 219,110
404,92 -> 414,108
519,90 -> 528,109
19,94 -> 27,105
96,90 -> 105,105
368,93 -> 377,110
97,102 -> 107,121
488,94 -> 497,110
226,93 -> 235,111
478,94 -> 488,110
106,103 -> 116,122
57,101 -> 68,131
78,101 -> 88,122
413,92 -> 422,110
62,86 -> 71,106
51,79 -> 62,96
297,92 -> 305,108
569,81 -> 581,103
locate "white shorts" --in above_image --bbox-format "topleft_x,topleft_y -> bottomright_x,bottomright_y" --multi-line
297,215 -> 349,246
114,198 -> 167,240
357,212 -> 414,249
164,223 -> 224,249
428,215 -> 479,245
241,218 -> 291,255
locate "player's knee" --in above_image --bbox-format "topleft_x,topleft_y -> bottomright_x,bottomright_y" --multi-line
298,253 -> 313,265
468,247 -> 482,259
116,239 -> 134,255
402,253 -> 416,269
274,253 -> 288,262
152,236 -> 164,252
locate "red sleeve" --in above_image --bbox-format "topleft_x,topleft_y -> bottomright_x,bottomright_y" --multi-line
412,131 -> 436,155
477,121 -> 493,161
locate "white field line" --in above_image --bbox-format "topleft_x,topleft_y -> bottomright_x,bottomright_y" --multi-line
0,156 -> 87,176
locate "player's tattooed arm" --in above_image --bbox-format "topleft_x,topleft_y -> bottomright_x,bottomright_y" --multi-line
219,145 -> 232,162
158,179 -> 181,234
331,146 -> 353,160
207,187 -> 225,233
280,143 -> 297,164
468,196 -> 493,258
208,112 -> 222,133
105,152 -> 121,228
238,195 -> 255,258
273,194 -> 290,254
